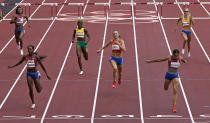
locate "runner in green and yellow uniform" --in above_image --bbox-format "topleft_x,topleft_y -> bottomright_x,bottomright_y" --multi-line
72,19 -> 90,74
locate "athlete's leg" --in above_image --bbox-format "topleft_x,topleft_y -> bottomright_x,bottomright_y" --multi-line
76,45 -> 83,72
27,77 -> 35,104
110,60 -> 118,88
172,78 -> 179,107
15,32 -> 20,47
34,78 -> 42,93
18,30 -> 25,49
117,65 -> 122,85
164,79 -> 171,91
181,32 -> 188,54
81,47 -> 88,61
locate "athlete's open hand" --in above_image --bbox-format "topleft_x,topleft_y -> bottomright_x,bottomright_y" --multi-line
145,60 -> 152,63
97,49 -> 101,53
8,66 -> 13,69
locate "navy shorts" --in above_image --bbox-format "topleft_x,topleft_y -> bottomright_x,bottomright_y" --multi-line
165,72 -> 179,80
15,27 -> 25,33
182,30 -> 192,35
27,71 -> 40,80
109,56 -> 123,65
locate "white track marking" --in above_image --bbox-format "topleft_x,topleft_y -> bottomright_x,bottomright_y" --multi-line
175,0 -> 210,63
197,0 -> 210,16
153,0 -> 195,123
0,0 -> 66,110
40,0 -> 89,123
2,16 -> 210,21
0,0 -> 47,55
40,43 -> 73,123
91,0 -> 111,123
0,0 -> 24,23
131,0 -> 144,123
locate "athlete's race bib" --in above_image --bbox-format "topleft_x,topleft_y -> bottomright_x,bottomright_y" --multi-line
27,60 -> 35,68
171,62 -> 180,68
112,45 -> 120,50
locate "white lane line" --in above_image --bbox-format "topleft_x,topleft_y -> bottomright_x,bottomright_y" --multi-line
0,0 -> 24,23
0,0 -> 47,55
40,0 -> 90,123
91,0 -> 111,123
0,0 -> 66,110
197,0 -> 210,16
39,43 -> 73,123
175,0 -> 210,63
153,0 -> 195,123
131,0 -> 144,123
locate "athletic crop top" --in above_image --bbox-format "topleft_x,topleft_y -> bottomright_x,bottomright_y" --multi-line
112,40 -> 122,53
168,56 -> 181,70
181,15 -> 191,28
16,14 -> 24,26
26,54 -> 37,68
76,27 -> 85,38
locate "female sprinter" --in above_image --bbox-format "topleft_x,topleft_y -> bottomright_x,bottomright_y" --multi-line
10,6 -> 30,55
146,49 -> 186,113
72,19 -> 90,75
176,8 -> 194,57
8,45 -> 51,109
97,30 -> 126,88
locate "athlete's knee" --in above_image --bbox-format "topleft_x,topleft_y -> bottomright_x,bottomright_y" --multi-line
77,55 -> 81,60
113,67 -> 118,72
84,54 -> 88,60
37,87 -> 42,93
164,83 -> 169,90
173,88 -> 178,94
164,86 -> 168,91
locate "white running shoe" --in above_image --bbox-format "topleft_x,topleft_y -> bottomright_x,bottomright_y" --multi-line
20,49 -> 23,55
188,52 -> 191,57
31,104 -> 35,109
80,71 -> 84,75
182,49 -> 185,54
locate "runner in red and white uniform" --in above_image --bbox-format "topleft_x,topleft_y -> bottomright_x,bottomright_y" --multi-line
97,30 -> 126,88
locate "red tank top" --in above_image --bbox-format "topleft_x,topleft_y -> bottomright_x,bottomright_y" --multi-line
112,39 -> 122,53
26,54 -> 37,68
168,56 -> 181,70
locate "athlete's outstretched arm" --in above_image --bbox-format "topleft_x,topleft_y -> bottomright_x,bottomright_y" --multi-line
10,15 -> 16,24
24,15 -> 30,27
190,16 -> 194,26
72,29 -> 76,43
8,56 -> 26,68
180,56 -> 187,63
97,41 -> 112,53
36,55 -> 51,80
85,29 -> 90,44
146,56 -> 170,63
